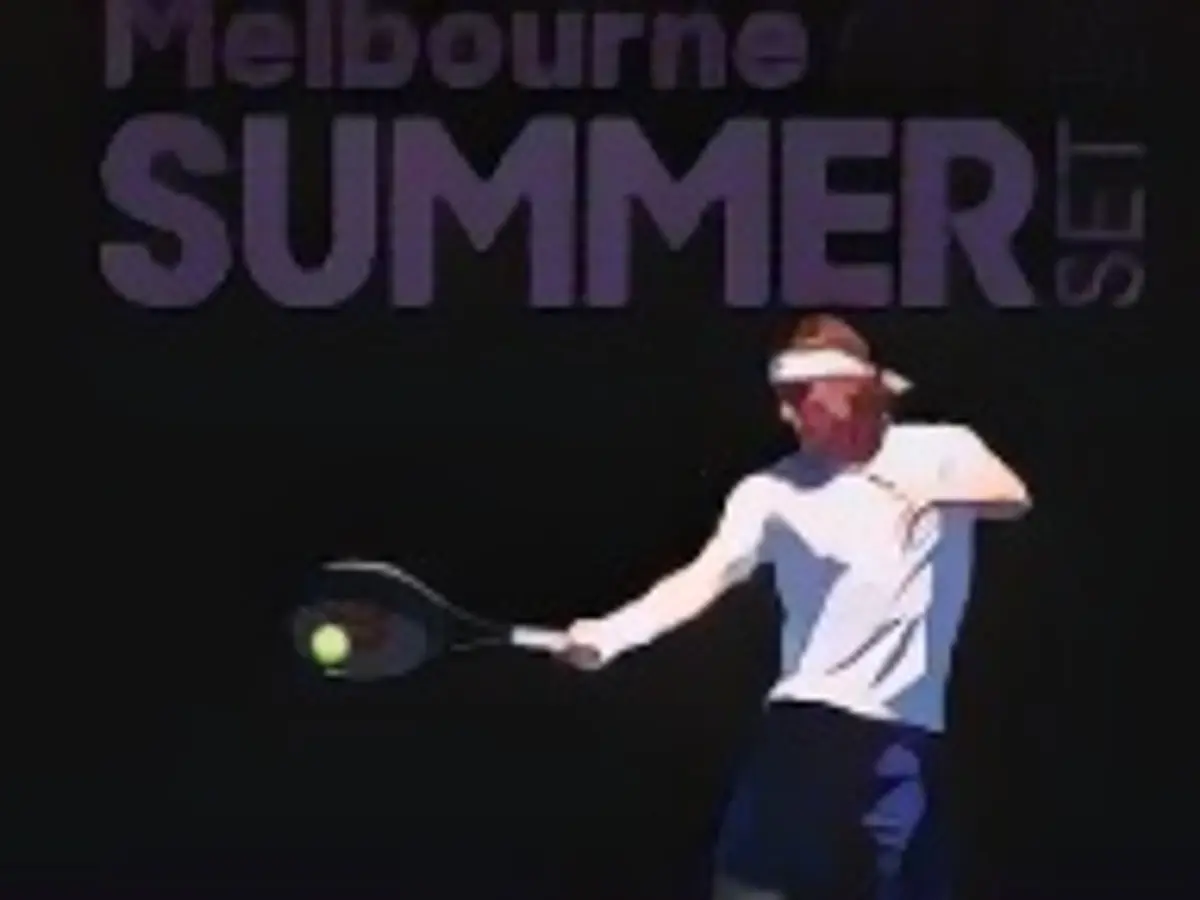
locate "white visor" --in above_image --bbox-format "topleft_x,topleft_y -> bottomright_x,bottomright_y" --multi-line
767,348 -> 912,394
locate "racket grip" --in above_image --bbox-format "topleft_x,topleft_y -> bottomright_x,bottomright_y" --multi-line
509,626 -> 570,653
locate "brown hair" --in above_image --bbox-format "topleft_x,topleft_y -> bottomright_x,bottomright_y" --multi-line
782,313 -> 873,360
776,314 -> 893,415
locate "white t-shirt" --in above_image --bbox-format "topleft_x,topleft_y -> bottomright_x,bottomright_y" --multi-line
716,423 -> 984,733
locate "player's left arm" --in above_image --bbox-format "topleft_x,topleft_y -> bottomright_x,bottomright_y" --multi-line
926,424 -> 1032,520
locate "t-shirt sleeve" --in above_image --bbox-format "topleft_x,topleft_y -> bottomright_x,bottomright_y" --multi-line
927,424 -> 990,487
899,423 -> 1006,522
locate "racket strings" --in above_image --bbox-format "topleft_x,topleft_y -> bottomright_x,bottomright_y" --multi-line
293,559 -> 536,681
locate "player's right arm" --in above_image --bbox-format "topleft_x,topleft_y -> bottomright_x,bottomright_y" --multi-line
562,476 -> 774,667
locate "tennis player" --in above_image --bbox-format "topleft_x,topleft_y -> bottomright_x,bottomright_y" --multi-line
561,314 -> 1030,899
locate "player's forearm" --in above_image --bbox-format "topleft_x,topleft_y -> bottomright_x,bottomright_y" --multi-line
589,565 -> 721,661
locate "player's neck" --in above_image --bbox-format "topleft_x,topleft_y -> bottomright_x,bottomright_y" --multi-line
805,419 -> 890,472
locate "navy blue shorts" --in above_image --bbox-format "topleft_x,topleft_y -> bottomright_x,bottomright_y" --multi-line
715,702 -> 950,899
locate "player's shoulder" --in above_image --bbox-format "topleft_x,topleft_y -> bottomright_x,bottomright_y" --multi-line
734,452 -> 824,499
725,455 -> 801,503
883,421 -> 978,451
875,421 -> 981,474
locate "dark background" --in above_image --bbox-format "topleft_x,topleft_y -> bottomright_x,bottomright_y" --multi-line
23,2 -> 1154,897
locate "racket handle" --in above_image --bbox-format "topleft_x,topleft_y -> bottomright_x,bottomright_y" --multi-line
509,626 -> 570,653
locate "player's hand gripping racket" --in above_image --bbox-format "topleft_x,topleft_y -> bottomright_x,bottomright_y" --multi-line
289,559 -> 572,680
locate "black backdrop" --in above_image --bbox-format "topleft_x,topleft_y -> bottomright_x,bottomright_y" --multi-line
25,2 -> 1154,897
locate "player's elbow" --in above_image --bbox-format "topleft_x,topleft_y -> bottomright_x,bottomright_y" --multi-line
976,462 -> 1032,520
947,427 -> 1032,520
981,488 -> 1031,521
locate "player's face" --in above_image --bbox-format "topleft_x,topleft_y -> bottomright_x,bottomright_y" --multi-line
778,377 -> 887,464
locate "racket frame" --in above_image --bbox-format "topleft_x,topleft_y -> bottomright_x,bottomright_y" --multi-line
294,559 -> 569,678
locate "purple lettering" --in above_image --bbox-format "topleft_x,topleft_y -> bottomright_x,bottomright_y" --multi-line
781,119 -> 894,307
734,12 -> 808,89
591,13 -> 644,89
99,114 -> 230,307
510,12 -> 585,89
1055,251 -> 1144,307
391,118 -> 576,308
242,116 -> 379,308
586,119 -> 770,308
651,14 -> 727,89
901,119 -> 1035,308
1054,121 -> 1146,243
303,0 -> 335,88
426,13 -> 505,89
341,0 -> 419,89
105,0 -> 214,88
222,11 -> 296,88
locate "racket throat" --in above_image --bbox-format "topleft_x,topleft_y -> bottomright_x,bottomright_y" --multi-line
509,626 -> 568,653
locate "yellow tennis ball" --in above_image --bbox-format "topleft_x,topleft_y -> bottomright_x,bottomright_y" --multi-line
311,623 -> 351,666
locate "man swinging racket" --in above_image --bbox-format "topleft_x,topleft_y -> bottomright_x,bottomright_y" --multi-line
559,314 -> 1031,899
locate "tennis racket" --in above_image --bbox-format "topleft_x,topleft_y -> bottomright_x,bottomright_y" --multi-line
289,558 -> 571,681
